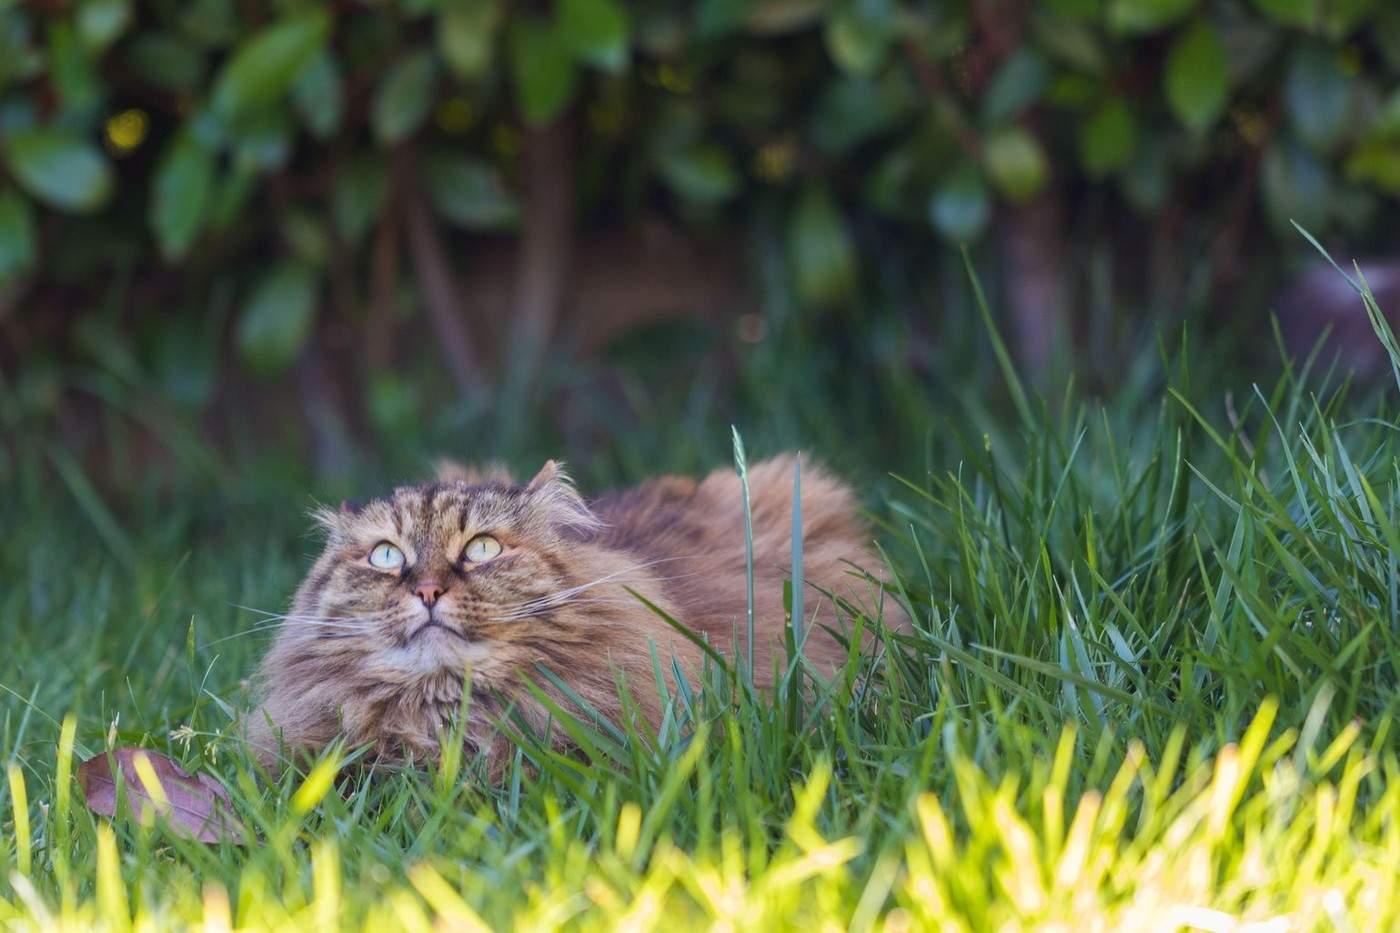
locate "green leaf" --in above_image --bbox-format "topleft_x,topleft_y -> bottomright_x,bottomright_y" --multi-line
658,144 -> 740,204
928,164 -> 991,241
438,0 -> 502,79
1031,13 -> 1106,73
235,262 -> 319,376
558,0 -> 630,73
1164,18 -> 1229,133
863,146 -> 916,217
981,49 -> 1050,126
982,127 -> 1049,203
423,153 -> 520,230
811,72 -> 914,155
697,0 -> 754,38
333,158 -> 389,246
210,10 -> 329,121
292,52 -> 344,140
787,187 -> 857,309
208,165 -> 255,231
824,0 -> 894,77
0,188 -> 35,283
1251,0 -> 1316,28
1078,98 -> 1138,176
1375,88 -> 1400,138
281,211 -> 331,267
511,20 -> 577,125
1108,0 -> 1196,34
47,21 -> 102,120
1345,139 -> 1400,194
1285,45 -> 1353,152
1046,73 -> 1101,109
3,128 -> 113,213
76,0 -> 131,53
372,51 -> 437,145
1321,0 -> 1371,39
150,132 -> 214,261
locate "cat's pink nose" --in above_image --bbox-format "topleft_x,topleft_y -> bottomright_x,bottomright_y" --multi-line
414,581 -> 444,608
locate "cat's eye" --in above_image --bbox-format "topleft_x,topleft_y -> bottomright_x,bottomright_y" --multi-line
368,541 -> 405,570
462,534 -> 502,563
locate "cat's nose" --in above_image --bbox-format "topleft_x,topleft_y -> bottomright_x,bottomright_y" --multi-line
414,581 -> 445,608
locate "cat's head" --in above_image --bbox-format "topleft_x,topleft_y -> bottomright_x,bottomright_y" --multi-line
283,462 -> 607,682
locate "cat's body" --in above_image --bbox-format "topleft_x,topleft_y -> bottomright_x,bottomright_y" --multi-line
246,455 -> 901,772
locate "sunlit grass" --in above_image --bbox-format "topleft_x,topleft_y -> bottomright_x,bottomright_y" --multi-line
2,703 -> 1398,928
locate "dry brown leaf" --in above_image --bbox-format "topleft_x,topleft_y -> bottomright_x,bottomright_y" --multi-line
78,748 -> 246,844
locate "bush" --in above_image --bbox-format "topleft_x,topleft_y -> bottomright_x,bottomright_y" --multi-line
1,0 -> 1397,387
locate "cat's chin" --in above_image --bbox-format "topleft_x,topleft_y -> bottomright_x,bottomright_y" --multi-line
409,620 -> 471,644
383,628 -> 494,677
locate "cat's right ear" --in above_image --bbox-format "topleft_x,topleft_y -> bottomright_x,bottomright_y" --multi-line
339,499 -> 363,515
524,460 -> 601,532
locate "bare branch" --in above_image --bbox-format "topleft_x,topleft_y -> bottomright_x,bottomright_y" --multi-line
509,117 -> 575,372
397,148 -> 487,397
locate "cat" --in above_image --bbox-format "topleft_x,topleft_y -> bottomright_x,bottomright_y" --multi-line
244,455 -> 904,774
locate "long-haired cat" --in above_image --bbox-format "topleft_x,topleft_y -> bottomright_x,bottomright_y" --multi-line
245,455 -> 904,773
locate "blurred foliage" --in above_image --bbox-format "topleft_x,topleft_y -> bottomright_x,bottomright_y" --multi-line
0,0 -> 1397,436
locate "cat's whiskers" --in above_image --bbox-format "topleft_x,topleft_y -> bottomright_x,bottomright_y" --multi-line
230,603 -> 365,625
201,615 -> 368,648
490,557 -> 701,621
488,596 -> 645,622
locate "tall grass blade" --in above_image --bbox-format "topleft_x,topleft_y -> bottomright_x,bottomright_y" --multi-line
733,426 -> 756,687
961,245 -> 1033,430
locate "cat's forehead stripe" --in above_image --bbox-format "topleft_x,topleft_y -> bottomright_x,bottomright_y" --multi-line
349,482 -> 534,547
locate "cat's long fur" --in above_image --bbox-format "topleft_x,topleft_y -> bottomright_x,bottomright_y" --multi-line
245,455 -> 903,772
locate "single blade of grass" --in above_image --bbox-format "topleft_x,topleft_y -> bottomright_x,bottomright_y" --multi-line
733,426 -> 756,687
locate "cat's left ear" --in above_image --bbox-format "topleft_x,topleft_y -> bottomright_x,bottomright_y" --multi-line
526,460 -> 561,491
525,460 -> 600,532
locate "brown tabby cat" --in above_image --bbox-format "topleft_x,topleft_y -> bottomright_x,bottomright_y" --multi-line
245,455 -> 902,772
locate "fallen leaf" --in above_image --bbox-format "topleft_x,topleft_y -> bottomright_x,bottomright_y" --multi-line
78,748 -> 246,844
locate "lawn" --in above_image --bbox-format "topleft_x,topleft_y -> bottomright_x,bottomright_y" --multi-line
4,272 -> 1400,930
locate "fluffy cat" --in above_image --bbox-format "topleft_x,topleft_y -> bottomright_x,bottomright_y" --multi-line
245,455 -> 903,773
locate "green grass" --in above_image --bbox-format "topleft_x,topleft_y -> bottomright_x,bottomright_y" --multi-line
5,272 -> 1400,928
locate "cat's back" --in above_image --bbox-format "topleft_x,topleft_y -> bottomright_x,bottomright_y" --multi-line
592,455 -> 869,557
590,455 -> 903,677
589,472 -> 707,559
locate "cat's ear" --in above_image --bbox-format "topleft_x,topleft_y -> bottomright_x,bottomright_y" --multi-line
526,460 -> 560,491
435,459 -> 512,485
525,460 -> 601,532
